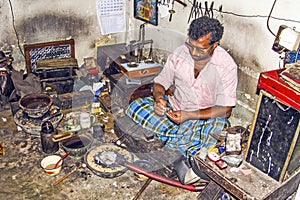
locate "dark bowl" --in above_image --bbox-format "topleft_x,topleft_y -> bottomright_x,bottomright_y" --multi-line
19,93 -> 52,118
61,133 -> 94,158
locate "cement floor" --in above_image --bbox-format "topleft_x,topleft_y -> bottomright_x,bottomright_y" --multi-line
0,108 -> 200,200
1,106 -> 298,200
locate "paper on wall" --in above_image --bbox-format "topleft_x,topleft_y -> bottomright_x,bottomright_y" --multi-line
96,0 -> 126,35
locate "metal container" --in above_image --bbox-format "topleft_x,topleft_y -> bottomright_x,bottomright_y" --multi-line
40,121 -> 59,153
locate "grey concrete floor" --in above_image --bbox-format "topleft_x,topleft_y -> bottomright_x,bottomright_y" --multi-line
0,108 -> 200,200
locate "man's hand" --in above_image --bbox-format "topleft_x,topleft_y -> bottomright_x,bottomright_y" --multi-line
166,110 -> 189,124
154,98 -> 168,116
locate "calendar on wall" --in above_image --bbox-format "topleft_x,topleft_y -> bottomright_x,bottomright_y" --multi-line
97,0 -> 126,35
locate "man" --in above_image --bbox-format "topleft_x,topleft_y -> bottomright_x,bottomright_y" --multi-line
126,16 -> 238,156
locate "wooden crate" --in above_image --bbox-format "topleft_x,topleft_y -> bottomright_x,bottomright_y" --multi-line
24,39 -> 75,73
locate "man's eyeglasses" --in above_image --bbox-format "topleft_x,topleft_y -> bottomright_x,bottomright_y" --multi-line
185,39 -> 214,54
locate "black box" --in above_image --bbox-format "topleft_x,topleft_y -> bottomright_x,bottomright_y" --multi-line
35,58 -> 78,94
245,90 -> 300,182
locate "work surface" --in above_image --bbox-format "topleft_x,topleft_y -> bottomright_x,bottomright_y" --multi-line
0,108 -> 198,200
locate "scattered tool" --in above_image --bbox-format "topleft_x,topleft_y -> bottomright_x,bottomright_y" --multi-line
0,141 -> 4,156
53,151 -> 70,169
53,163 -> 86,186
52,131 -> 75,143
132,178 -> 153,200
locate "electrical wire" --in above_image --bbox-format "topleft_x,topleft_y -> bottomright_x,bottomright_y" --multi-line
186,0 -> 300,24
8,0 -> 25,58
7,0 -> 299,59
267,0 -> 277,37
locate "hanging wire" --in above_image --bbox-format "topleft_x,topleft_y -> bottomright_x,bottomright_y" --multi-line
8,0 -> 25,58
267,0 -> 277,37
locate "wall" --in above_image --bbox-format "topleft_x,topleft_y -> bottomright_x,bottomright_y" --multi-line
0,0 -> 299,123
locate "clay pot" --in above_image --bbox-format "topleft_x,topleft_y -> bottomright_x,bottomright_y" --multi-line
19,93 -> 52,118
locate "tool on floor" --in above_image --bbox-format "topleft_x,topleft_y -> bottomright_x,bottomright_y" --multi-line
132,178 -> 153,200
53,163 -> 86,186
0,140 -> 4,156
54,151 -> 70,169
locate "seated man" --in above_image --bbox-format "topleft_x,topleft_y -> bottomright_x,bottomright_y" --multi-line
126,16 -> 238,157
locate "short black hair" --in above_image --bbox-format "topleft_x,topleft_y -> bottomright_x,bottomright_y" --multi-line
188,16 -> 224,45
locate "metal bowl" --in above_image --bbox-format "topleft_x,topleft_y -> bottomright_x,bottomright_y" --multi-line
19,93 -> 52,118
61,132 -> 94,158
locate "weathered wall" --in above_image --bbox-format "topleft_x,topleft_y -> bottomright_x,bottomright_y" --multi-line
0,0 -> 299,123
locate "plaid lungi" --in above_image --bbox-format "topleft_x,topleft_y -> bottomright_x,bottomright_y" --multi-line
125,96 -> 230,156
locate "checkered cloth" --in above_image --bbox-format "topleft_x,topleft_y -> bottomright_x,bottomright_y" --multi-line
125,96 -> 230,156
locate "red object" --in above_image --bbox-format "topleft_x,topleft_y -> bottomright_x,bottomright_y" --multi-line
257,69 -> 300,110
125,162 -> 205,191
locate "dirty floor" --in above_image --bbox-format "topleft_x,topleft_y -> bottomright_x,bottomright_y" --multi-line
0,108 -> 200,200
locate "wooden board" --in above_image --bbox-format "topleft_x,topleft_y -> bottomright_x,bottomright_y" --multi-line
24,39 -> 75,73
245,90 -> 300,182
195,157 -> 300,200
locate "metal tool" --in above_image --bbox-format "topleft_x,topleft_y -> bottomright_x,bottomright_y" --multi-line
215,4 -> 223,23
132,178 -> 153,200
204,1 -> 209,17
169,0 -> 175,22
194,1 -> 199,19
187,0 -> 196,23
53,163 -> 85,186
174,0 -> 187,7
209,1 -> 214,18
199,2 -> 203,17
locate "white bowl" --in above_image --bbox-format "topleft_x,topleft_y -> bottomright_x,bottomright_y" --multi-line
40,155 -> 62,176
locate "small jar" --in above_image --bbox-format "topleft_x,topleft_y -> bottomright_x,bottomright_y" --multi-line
40,121 -> 59,153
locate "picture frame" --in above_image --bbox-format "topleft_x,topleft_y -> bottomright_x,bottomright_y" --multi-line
134,0 -> 158,26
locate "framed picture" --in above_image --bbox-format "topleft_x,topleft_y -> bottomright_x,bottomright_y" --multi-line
134,0 -> 158,26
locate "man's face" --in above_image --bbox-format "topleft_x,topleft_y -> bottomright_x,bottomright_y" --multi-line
185,33 -> 217,61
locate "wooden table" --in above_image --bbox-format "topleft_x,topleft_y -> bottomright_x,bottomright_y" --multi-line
195,156 -> 300,200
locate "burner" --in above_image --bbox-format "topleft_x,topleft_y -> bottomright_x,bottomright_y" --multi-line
85,144 -> 133,178
14,105 -> 63,135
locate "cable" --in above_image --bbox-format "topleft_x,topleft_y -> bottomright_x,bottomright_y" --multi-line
220,10 -> 300,24
186,0 -> 300,24
267,0 -> 277,37
8,0 -> 25,58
